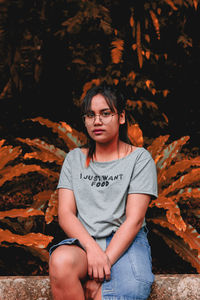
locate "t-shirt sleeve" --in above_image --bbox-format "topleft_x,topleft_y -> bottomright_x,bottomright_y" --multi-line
128,150 -> 158,199
57,153 -> 73,190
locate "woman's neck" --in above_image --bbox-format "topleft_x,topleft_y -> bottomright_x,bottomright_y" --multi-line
94,139 -> 122,162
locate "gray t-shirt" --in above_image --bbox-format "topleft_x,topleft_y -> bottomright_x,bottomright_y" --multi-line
57,147 -> 158,250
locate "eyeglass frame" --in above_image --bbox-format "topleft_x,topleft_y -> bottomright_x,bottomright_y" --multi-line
82,111 -> 119,125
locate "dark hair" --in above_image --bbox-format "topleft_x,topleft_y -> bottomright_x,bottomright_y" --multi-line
81,82 -> 132,165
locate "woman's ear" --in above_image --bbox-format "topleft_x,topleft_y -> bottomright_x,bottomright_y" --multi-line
119,110 -> 125,124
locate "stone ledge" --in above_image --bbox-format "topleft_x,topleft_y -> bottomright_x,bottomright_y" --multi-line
0,275 -> 199,300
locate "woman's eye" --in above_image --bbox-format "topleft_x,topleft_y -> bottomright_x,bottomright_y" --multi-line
87,113 -> 94,118
102,111 -> 111,117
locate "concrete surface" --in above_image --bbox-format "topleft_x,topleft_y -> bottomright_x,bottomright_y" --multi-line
0,275 -> 199,299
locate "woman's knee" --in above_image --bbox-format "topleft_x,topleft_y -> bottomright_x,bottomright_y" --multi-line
49,245 -> 87,280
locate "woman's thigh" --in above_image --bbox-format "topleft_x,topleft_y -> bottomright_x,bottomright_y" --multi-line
102,228 -> 154,300
49,244 -> 88,280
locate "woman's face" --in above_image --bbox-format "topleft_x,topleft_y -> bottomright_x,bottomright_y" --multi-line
84,93 -> 125,144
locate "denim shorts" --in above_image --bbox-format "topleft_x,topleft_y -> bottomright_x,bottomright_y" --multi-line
49,227 -> 154,300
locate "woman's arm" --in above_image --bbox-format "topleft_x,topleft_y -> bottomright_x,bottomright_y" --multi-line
58,188 -> 111,281
105,193 -> 150,266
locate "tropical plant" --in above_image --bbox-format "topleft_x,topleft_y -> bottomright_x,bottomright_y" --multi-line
0,118 -> 86,273
147,135 -> 200,272
0,117 -> 199,274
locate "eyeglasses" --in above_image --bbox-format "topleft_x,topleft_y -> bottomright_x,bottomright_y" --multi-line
82,111 -> 118,125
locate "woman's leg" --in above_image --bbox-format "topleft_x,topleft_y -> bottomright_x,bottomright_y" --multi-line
49,245 -> 88,300
94,286 -> 102,300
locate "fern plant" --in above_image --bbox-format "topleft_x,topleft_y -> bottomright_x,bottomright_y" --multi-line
147,135 -> 200,272
0,118 -> 200,274
0,118 -> 85,269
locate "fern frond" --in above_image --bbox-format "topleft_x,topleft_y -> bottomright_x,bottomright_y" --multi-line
17,137 -> 65,164
111,39 -> 124,64
150,217 -> 200,257
150,196 -> 186,231
156,136 -> 190,172
160,168 -> 200,197
33,190 -> 55,210
158,157 -> 200,186
128,123 -> 143,147
30,117 -> 86,149
136,21 -> 143,68
147,135 -> 170,160
45,190 -> 58,224
152,227 -> 200,273
0,229 -> 53,251
172,187 -> 200,204
0,208 -> 44,219
0,163 -> 58,186
0,144 -> 22,170
0,229 -> 53,262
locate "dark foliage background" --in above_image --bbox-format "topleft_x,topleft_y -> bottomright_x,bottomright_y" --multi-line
0,0 -> 200,275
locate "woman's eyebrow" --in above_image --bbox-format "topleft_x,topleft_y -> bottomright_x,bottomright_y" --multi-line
88,108 -> 111,113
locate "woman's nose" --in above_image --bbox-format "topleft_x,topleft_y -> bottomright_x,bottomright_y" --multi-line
93,114 -> 103,124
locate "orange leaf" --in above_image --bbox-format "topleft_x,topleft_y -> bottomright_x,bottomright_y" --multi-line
164,0 -> 178,10
149,10 -> 160,40
30,117 -> 86,149
130,15 -> 134,27
150,218 -> 200,256
111,39 -> 124,64
0,163 -> 58,186
150,196 -> 186,231
81,79 -> 101,101
45,190 -> 58,224
0,208 -> 44,219
147,135 -> 170,160
136,21 -> 143,68
151,226 -> 200,273
160,168 -> 200,197
0,229 -> 53,249
193,0 -> 198,10
128,123 -> 143,147
0,144 -> 22,170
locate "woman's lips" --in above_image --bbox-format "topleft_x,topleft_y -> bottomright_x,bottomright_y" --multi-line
93,129 -> 104,135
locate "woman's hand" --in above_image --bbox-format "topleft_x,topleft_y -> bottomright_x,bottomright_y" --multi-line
84,279 -> 101,300
86,245 -> 111,282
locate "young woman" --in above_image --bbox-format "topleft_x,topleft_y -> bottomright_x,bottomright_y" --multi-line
49,83 -> 158,300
